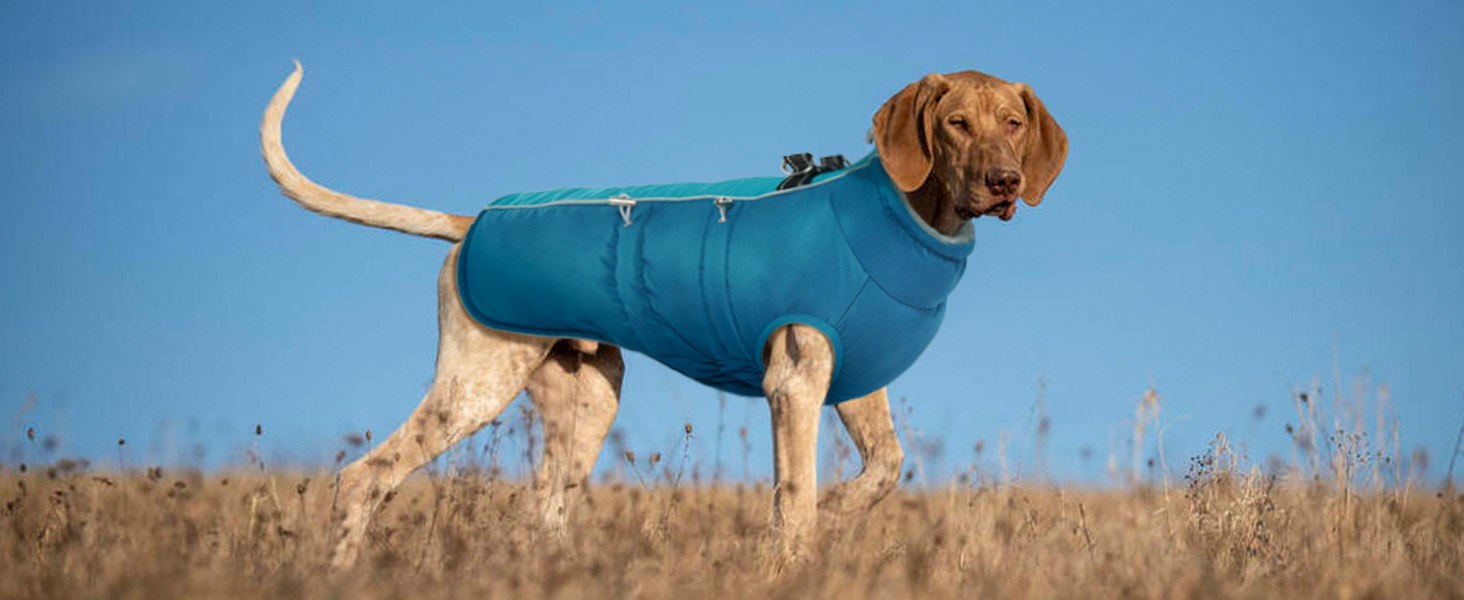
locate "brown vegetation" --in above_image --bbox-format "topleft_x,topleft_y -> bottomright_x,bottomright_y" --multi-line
3,448 -> 1461,599
5,381 -> 1457,598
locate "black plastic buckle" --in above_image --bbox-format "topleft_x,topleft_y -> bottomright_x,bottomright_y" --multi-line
819,154 -> 849,172
777,153 -> 849,191
781,153 -> 815,176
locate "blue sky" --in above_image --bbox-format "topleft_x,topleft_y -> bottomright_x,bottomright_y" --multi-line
1,0 -> 1460,484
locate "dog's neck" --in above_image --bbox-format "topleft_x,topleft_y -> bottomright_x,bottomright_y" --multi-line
903,176 -> 966,237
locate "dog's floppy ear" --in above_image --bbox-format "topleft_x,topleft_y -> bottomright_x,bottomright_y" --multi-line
873,74 -> 951,193
1015,83 -> 1068,207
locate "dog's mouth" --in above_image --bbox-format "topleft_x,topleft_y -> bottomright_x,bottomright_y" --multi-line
957,198 -> 1016,222
986,200 -> 1016,221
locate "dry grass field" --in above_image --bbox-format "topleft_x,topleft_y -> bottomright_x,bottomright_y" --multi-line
3,442 -> 1461,599
4,385 -> 1460,599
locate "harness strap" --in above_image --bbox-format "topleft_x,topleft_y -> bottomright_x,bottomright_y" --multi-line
777,153 -> 850,191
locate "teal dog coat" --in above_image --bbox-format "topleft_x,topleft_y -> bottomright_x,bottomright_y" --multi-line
456,152 -> 975,404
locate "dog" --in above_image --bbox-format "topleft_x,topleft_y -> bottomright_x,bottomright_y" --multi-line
259,63 -> 1066,569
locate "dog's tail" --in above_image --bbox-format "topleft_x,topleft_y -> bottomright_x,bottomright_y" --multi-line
260,61 -> 474,242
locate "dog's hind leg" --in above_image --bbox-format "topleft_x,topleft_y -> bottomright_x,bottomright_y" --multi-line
525,341 -> 623,534
328,246 -> 555,571
819,388 -> 905,516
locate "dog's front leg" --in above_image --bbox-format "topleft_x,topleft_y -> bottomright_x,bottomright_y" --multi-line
820,388 -> 904,515
761,323 -> 834,560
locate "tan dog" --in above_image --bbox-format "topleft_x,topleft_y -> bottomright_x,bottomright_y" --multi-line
260,63 -> 1066,569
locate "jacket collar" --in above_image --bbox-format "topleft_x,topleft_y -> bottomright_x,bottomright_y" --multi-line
831,152 -> 974,309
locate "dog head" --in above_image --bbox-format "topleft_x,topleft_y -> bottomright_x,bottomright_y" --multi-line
872,71 -> 1068,233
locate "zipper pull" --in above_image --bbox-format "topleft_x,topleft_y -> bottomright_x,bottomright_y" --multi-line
608,194 -> 636,226
714,197 -> 733,223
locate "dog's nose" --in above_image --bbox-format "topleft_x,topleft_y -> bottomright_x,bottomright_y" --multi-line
985,169 -> 1021,197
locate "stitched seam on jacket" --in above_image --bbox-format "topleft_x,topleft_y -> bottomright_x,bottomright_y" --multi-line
633,211 -> 707,361
722,207 -> 746,361
831,197 -> 958,311
696,211 -> 734,362
832,278 -> 872,329
607,224 -> 649,352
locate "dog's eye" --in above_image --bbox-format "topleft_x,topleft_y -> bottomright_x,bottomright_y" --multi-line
947,116 -> 969,131
1006,118 -> 1023,134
